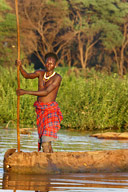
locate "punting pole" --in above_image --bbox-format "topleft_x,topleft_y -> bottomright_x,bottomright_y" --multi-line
15,0 -> 20,152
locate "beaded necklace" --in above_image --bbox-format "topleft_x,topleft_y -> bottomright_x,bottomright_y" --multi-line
43,71 -> 56,82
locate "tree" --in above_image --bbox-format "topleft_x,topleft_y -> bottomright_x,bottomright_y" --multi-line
60,0 -> 103,70
98,0 -> 128,77
5,0 -> 128,74
0,0 -> 17,67
67,0 -> 128,74
16,0 -> 71,66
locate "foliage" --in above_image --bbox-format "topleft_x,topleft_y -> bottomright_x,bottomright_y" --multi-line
16,0 -> 70,66
57,68 -> 128,131
0,0 -> 10,11
0,0 -> 128,75
0,65 -> 128,131
0,0 -> 18,67
2,0 -> 127,75
0,65 -> 37,127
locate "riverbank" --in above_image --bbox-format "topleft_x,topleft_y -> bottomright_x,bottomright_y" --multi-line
0,66 -> 128,131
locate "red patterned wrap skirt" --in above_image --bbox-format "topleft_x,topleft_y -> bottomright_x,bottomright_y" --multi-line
34,101 -> 63,151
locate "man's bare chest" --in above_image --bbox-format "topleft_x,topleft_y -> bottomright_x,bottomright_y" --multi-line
38,74 -> 54,89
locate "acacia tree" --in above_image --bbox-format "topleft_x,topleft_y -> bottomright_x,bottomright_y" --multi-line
98,0 -> 128,77
5,0 -> 128,73
0,0 -> 17,67
112,22 -> 128,76
16,0 -> 71,66
67,0 -> 128,74
6,0 -> 104,69
61,0 -> 103,70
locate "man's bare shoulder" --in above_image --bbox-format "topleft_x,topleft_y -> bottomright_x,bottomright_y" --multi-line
55,73 -> 62,82
34,69 -> 45,76
55,73 -> 62,83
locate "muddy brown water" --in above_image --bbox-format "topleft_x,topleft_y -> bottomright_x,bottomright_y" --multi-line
0,126 -> 128,191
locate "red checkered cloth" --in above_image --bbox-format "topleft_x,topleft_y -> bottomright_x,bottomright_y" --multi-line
34,101 -> 63,151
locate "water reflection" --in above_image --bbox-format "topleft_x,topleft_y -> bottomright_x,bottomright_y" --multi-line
2,172 -> 128,191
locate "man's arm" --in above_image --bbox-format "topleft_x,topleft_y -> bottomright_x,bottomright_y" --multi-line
15,60 -> 40,79
16,75 -> 62,96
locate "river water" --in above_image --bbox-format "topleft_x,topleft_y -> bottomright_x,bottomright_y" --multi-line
0,126 -> 128,191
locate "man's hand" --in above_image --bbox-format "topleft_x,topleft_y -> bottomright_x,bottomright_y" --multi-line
15,60 -> 22,67
16,89 -> 25,96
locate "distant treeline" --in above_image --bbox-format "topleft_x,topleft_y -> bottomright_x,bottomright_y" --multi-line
0,66 -> 128,131
0,0 -> 128,77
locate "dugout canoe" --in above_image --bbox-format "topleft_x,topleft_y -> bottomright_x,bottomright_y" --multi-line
3,148 -> 128,174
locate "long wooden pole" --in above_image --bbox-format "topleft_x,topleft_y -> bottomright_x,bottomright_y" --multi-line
15,0 -> 20,152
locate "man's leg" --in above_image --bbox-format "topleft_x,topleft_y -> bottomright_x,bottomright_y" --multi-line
42,141 -> 53,153
49,141 -> 53,153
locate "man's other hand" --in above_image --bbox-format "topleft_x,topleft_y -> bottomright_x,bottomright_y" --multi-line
15,60 -> 22,67
16,89 -> 25,96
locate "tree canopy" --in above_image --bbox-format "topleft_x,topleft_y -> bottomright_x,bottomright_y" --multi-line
1,0 -> 128,76
0,0 -> 17,66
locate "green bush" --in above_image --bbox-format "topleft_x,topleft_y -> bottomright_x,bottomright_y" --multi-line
0,65 -> 128,131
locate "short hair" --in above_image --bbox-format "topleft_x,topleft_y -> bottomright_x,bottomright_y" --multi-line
45,52 -> 58,62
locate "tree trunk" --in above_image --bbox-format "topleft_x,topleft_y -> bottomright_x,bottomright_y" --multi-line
78,33 -> 85,69
114,23 -> 128,77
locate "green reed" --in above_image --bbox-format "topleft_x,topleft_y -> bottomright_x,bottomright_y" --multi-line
0,65 -> 128,131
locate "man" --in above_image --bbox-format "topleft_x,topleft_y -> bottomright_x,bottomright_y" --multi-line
16,52 -> 63,153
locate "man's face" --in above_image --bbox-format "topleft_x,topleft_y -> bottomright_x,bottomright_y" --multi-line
45,57 -> 56,71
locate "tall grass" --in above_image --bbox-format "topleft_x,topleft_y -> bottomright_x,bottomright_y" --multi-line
0,65 -> 128,131
0,65 -> 37,127
58,70 -> 128,131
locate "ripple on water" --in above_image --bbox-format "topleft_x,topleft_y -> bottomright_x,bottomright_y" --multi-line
1,172 -> 128,192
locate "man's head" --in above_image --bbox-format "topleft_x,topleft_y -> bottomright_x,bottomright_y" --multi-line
45,52 -> 58,72
45,52 -> 58,63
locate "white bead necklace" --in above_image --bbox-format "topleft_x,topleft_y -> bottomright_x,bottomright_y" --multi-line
44,71 -> 56,80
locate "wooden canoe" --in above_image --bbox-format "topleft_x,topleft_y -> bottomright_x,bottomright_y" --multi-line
3,148 -> 128,174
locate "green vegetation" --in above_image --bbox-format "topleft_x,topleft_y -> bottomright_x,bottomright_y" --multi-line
1,0 -> 128,77
0,66 -> 128,131
0,0 -> 17,67
0,0 -> 128,131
